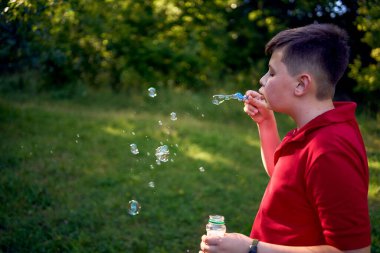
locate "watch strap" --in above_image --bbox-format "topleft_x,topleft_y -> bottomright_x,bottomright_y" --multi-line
248,239 -> 259,253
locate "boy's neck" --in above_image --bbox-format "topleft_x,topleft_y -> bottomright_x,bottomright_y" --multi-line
291,99 -> 335,129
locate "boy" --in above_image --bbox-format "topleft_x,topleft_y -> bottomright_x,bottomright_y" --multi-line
200,24 -> 371,253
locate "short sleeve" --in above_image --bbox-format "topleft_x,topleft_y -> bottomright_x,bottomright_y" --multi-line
305,151 -> 371,250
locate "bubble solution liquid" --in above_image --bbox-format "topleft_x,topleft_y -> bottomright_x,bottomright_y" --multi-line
206,215 -> 226,237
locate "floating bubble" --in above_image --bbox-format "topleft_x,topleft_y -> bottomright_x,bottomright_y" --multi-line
128,200 -> 141,216
199,166 -> 205,172
150,164 -> 154,169
155,145 -> 169,162
148,87 -> 157,98
158,120 -> 163,126
148,181 -> 155,188
132,131 -> 136,135
212,95 -> 225,105
130,143 -> 139,155
170,112 -> 177,121
156,160 -> 161,165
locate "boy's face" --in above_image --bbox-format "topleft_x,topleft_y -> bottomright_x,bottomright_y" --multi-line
259,48 -> 298,113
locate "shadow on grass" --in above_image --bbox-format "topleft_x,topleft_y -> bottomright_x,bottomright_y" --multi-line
1,92 -> 379,252
0,94 -> 267,252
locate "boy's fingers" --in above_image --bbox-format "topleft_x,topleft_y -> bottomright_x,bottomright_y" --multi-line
245,90 -> 264,100
246,96 -> 266,109
244,104 -> 258,114
204,235 -> 223,245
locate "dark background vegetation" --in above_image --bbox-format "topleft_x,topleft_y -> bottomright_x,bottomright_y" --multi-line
0,0 -> 379,112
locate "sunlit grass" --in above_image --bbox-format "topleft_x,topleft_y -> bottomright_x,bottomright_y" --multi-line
0,89 -> 379,252
369,160 -> 380,171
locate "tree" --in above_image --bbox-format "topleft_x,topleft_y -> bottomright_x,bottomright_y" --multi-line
349,0 -> 380,112
0,0 -> 379,112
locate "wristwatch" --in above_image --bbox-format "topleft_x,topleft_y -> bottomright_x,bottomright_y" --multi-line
248,239 -> 259,253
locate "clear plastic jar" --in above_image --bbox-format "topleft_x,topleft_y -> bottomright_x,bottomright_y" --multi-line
206,215 -> 226,237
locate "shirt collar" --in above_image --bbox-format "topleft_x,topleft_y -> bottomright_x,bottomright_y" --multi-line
283,101 -> 357,143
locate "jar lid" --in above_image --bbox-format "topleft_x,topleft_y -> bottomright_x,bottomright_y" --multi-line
208,215 -> 225,224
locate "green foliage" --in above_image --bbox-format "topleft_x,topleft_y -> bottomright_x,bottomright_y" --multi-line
1,0 -> 232,91
349,0 -> 380,112
1,0 -> 380,111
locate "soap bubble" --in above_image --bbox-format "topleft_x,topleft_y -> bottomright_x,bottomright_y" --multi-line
130,143 -> 139,155
212,95 -> 225,105
170,112 -> 177,121
155,145 -> 169,162
128,200 -> 141,215
148,87 -> 157,98
158,120 -> 163,126
148,181 -> 155,188
199,166 -> 205,172
212,93 -> 247,105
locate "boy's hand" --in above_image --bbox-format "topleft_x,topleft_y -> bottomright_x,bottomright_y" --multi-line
243,90 -> 273,124
199,233 -> 252,253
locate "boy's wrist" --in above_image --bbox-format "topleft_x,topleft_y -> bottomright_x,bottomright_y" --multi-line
257,116 -> 277,130
248,239 -> 259,253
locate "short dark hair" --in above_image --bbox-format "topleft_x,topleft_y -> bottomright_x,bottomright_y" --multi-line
265,23 -> 350,99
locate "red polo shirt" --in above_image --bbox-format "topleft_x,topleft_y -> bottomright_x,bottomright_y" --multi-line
250,102 -> 371,250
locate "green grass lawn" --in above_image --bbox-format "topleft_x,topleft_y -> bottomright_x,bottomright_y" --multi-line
0,89 -> 379,253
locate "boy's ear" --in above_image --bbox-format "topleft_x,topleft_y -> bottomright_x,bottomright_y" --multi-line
294,74 -> 311,96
